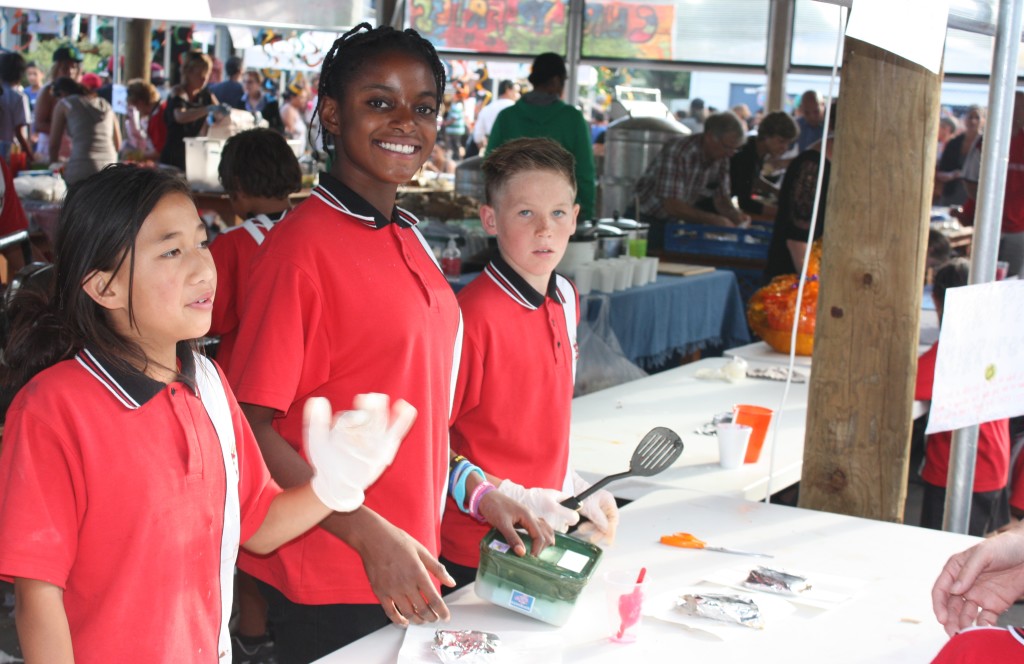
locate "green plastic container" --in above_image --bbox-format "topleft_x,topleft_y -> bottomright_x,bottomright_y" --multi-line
474,528 -> 603,626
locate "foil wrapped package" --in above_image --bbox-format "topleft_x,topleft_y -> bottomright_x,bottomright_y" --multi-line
431,630 -> 500,663
676,593 -> 764,629
744,566 -> 811,595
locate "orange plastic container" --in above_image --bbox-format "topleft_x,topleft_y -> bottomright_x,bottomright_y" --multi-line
733,405 -> 773,463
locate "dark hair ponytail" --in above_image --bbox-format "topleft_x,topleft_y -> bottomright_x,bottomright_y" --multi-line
313,23 -> 446,155
0,165 -> 191,415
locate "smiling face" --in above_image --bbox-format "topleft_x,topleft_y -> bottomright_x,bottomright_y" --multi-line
321,50 -> 438,212
88,193 -> 216,369
481,169 -> 578,293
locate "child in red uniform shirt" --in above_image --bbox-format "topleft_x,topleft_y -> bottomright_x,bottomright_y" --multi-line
209,127 -> 301,376
916,258 -> 1011,536
440,138 -> 620,588
0,165 -> 415,663
226,24 -> 550,663
208,128 -> 302,661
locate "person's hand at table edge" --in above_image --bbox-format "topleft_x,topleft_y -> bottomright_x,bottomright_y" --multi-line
356,515 -> 454,627
931,522 -> 1024,636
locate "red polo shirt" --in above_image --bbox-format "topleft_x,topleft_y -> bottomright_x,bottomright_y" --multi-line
441,257 -> 578,568
0,157 -> 26,235
915,343 -> 1010,492
228,173 -> 461,605
209,211 -> 286,377
1005,127 -> 1024,234
0,345 -> 278,663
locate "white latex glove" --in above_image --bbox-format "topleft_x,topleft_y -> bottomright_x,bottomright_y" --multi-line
497,479 -> 581,533
303,393 -> 417,513
572,472 -> 620,546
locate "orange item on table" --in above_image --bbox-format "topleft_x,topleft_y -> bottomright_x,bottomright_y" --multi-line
733,405 -> 773,463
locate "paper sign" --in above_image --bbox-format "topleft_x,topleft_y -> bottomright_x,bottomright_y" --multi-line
111,84 -> 127,116
926,280 -> 1024,434
845,0 -> 948,74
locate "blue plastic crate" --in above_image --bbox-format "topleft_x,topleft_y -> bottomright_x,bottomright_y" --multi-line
663,223 -> 772,260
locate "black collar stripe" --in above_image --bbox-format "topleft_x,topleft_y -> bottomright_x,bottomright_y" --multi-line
311,189 -> 377,228
314,173 -> 416,229
76,349 -> 141,409
484,263 -> 537,310
76,344 -> 198,409
395,206 -> 419,228
483,255 -> 562,310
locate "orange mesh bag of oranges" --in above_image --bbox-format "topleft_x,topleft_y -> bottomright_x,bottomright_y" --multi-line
746,241 -> 822,356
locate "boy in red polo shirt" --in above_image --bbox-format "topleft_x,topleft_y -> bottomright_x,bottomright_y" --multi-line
209,128 -> 300,377
916,258 -> 1011,536
440,138 -> 620,586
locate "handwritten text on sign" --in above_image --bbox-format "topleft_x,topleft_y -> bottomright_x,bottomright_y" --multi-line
926,280 -> 1024,434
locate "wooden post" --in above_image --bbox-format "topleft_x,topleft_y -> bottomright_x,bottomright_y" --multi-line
124,19 -> 152,83
798,37 -> 941,521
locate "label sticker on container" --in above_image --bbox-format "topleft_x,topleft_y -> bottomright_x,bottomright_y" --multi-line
488,540 -> 511,554
556,549 -> 589,574
509,589 -> 535,613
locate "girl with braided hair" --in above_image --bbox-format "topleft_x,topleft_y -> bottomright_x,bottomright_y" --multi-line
226,24 -> 551,662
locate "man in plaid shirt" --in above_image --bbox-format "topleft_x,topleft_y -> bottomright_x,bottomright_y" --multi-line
634,111 -> 750,248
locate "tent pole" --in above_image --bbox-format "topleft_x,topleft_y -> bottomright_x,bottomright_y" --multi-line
766,0 -> 794,112
565,0 -> 584,108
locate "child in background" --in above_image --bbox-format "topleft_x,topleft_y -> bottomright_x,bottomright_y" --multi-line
226,24 -> 551,662
209,128 -> 301,663
916,258 -> 1010,536
209,128 -> 300,376
440,138 -> 619,588
0,165 -> 415,663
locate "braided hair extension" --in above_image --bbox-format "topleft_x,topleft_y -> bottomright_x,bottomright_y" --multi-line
311,23 -> 446,156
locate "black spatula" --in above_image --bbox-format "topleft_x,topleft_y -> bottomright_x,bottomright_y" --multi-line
561,427 -> 683,510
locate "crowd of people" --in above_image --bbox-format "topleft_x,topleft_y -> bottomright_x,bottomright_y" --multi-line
0,46 -> 324,181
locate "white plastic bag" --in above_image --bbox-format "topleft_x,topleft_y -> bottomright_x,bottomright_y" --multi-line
574,295 -> 646,396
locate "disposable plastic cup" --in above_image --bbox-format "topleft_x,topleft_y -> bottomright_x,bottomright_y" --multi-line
996,261 -> 1009,280
643,257 -> 659,284
575,264 -> 594,295
614,260 -> 633,291
716,423 -> 752,469
604,569 -> 647,644
630,258 -> 647,288
733,404 -> 773,463
596,263 -> 617,293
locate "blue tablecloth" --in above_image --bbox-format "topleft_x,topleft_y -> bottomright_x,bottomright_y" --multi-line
451,270 -> 751,369
585,272 -> 750,368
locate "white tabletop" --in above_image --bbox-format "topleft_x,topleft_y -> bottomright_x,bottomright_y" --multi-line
316,489 -> 978,664
569,357 -> 808,502
723,342 -> 931,420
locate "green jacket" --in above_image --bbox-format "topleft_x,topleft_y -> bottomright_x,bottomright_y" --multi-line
485,97 -> 597,222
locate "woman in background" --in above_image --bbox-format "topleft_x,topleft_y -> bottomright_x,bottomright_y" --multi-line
160,51 -> 218,171
936,106 -> 984,207
48,77 -> 119,185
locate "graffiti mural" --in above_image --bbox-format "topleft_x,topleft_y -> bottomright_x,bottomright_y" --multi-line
583,1 -> 675,60
409,0 -> 568,54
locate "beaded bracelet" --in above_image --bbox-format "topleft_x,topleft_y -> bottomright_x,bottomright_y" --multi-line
468,480 -> 496,523
453,464 -> 485,513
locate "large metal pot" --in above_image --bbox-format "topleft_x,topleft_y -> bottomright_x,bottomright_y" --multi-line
600,116 -> 688,218
454,156 -> 485,203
